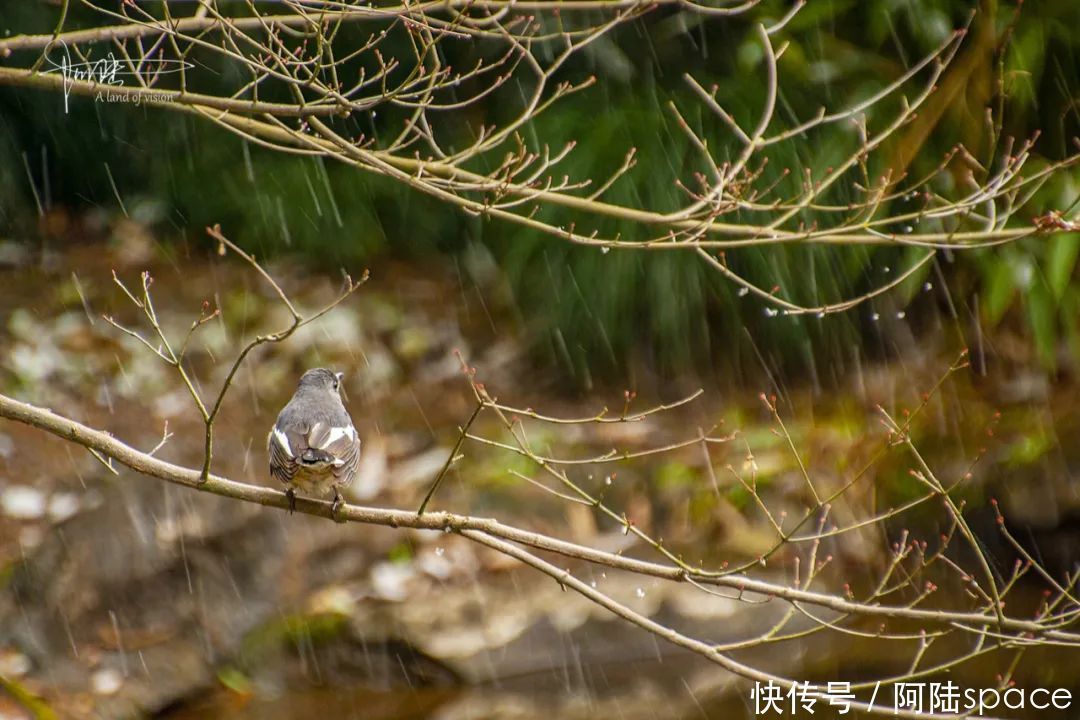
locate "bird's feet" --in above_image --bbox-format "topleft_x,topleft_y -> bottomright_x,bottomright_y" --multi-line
286,487 -> 297,514
331,490 -> 347,524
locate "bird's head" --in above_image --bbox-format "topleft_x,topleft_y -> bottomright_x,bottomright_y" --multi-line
296,367 -> 346,399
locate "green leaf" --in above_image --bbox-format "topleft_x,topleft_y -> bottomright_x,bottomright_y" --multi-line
896,247 -> 934,304
982,258 -> 1017,327
1046,233 -> 1080,300
217,666 -> 253,695
1005,429 -> 1055,467
1027,280 -> 1057,368
0,675 -> 57,720
1062,289 -> 1080,361
388,541 -> 413,564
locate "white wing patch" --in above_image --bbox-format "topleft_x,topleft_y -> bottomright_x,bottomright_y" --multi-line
314,425 -> 356,449
272,427 -> 294,457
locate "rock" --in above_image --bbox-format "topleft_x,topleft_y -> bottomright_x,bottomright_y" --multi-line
0,240 -> 31,269
1,486 -> 46,520
47,493 -> 80,523
90,668 -> 123,696
368,561 -> 416,602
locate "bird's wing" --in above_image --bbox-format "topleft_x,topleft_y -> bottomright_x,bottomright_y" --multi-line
331,433 -> 362,486
268,424 -> 303,485
307,421 -> 361,485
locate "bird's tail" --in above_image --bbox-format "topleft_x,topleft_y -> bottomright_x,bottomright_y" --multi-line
299,448 -> 336,466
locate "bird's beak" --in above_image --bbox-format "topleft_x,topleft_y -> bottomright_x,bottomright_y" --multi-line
336,372 -> 349,402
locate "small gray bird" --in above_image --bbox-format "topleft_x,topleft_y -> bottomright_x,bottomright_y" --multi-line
268,368 -> 361,519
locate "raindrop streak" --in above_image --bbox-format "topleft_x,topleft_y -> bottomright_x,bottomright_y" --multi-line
61,609 -> 79,659
435,547 -> 445,556
103,162 -> 128,217
21,151 -> 43,216
275,195 -> 292,246
109,610 -> 129,676
99,383 -> 114,415
304,167 -> 323,217
241,140 -> 255,183
315,156 -> 344,228
71,272 -> 95,325
408,388 -> 437,440
41,145 -> 52,210
635,587 -> 646,599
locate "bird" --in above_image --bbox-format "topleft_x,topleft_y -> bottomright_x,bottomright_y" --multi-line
268,368 -> 361,521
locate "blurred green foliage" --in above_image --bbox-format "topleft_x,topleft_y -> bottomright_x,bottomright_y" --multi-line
0,0 -> 1077,386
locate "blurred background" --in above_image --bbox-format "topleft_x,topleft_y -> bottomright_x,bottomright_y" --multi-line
1,0 -> 1079,718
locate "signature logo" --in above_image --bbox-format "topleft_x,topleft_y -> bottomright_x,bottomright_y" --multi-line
42,40 -> 193,113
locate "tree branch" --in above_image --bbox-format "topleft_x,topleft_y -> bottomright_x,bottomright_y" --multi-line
1,392 -> 1075,646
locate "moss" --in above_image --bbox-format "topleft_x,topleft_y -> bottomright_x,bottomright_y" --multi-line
239,611 -> 351,664
655,461 -> 696,490
215,666 -> 253,696
0,560 -> 17,591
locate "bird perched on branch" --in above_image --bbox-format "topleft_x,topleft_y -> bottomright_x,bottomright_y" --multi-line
268,368 -> 360,521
